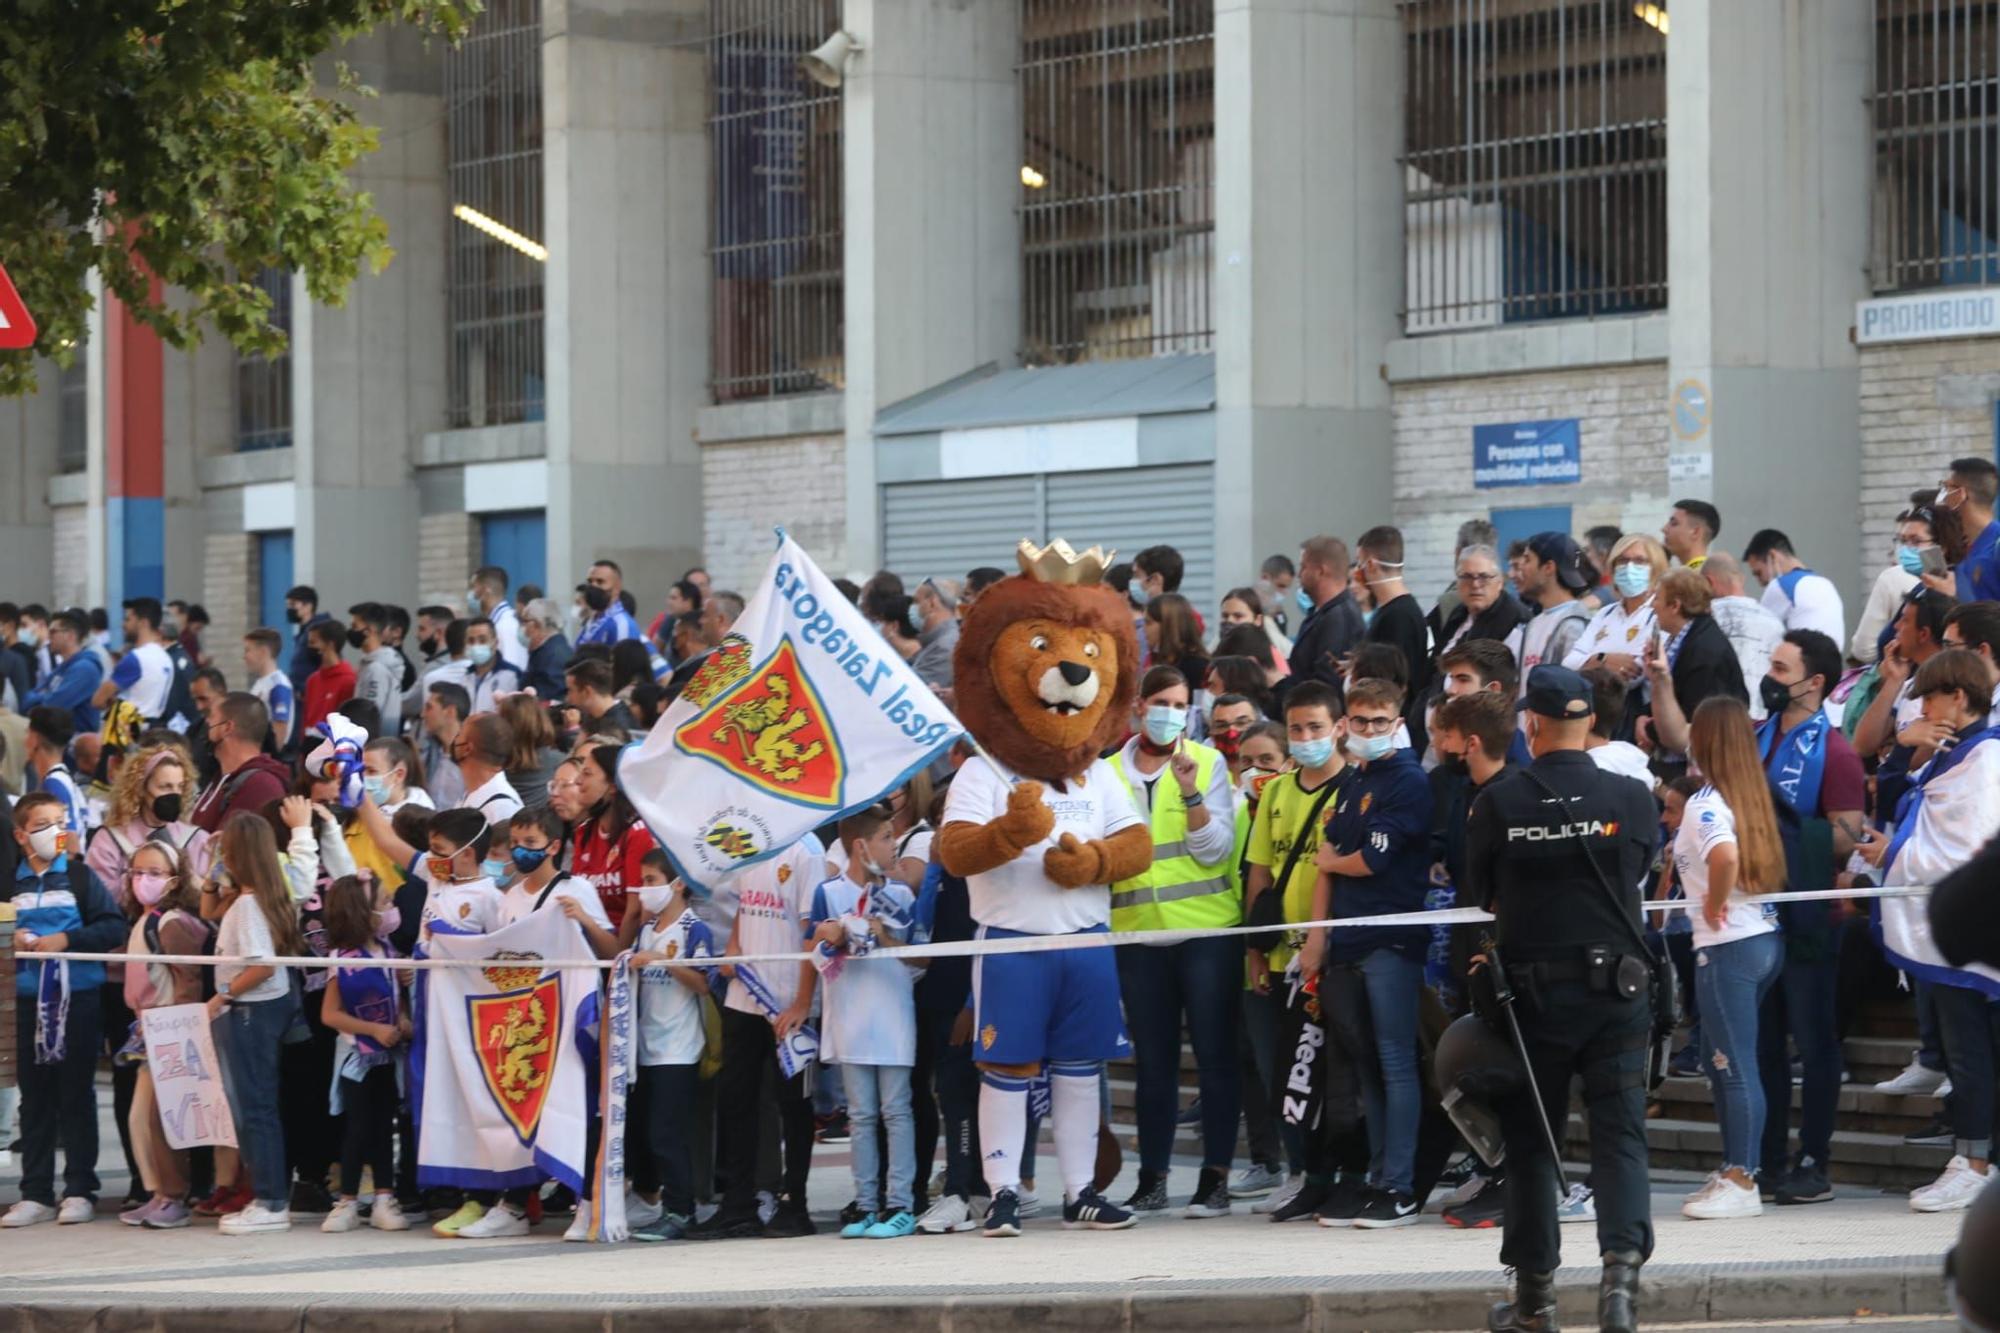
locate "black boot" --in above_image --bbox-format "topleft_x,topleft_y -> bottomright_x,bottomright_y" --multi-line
1598,1250 -> 1641,1333
1488,1270 -> 1559,1332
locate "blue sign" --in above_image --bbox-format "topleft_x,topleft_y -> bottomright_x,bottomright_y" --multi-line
1472,419 -> 1582,489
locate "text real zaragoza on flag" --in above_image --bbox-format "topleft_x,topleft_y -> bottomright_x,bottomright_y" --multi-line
622,531 -> 962,890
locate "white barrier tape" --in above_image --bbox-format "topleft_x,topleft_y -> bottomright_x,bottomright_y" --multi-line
25,883 -> 1933,973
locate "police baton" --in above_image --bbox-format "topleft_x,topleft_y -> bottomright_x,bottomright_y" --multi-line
1483,940 -> 1568,1195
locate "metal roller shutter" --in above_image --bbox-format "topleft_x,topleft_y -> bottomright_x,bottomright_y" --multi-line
1045,464 -> 1214,615
881,475 -> 1042,583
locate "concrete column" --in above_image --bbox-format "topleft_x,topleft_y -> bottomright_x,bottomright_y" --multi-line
841,0 -> 1021,575
544,0 -> 707,601
1666,0 -> 1871,600
0,362 -> 63,599
1212,0 -> 1402,582
297,28 -> 447,610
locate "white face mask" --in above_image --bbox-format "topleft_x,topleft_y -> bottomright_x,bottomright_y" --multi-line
636,885 -> 673,916
26,825 -> 62,863
863,855 -> 890,880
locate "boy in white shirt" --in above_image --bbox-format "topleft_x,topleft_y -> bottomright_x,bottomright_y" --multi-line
811,807 -> 920,1240
623,849 -> 714,1242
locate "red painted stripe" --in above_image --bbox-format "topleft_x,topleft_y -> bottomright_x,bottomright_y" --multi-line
102,238 -> 165,500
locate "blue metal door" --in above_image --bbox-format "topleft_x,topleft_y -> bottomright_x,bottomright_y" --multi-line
480,510 -> 547,595
257,532 -> 294,632
1489,505 -> 1574,557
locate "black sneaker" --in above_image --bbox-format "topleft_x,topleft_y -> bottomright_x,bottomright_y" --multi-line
1269,1177 -> 1330,1223
1774,1156 -> 1833,1206
1062,1186 -> 1137,1231
1905,1114 -> 1953,1148
764,1202 -> 816,1238
815,1112 -> 852,1145
1180,1168 -> 1232,1219
983,1188 -> 1021,1238
1122,1174 -> 1169,1214
1348,1188 -> 1420,1229
687,1210 -> 764,1241
1442,1187 -> 1506,1229
1314,1176 -> 1370,1225
290,1179 -> 333,1215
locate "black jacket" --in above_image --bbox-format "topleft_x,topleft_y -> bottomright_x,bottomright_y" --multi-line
1287,593 -> 1366,688
1667,613 -> 1748,716
525,632 -> 573,701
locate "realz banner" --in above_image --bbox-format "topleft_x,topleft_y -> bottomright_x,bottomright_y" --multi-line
622,530 -> 963,891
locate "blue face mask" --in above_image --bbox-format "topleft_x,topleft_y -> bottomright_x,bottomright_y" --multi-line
467,642 -> 494,667
466,589 -> 482,612
1289,736 -> 1335,769
480,857 -> 511,882
511,845 -> 551,874
1897,545 -> 1928,577
1612,564 -> 1652,598
1347,732 -> 1395,763
362,776 -> 393,807
1128,583 -> 1148,610
1294,584 -> 1312,614
1142,704 -> 1188,747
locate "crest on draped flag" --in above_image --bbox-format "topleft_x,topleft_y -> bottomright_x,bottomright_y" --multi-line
468,964 -> 561,1146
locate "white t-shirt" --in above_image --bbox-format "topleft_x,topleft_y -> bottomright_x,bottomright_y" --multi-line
459,771 -> 523,828
249,669 -> 295,733
1673,786 -> 1777,949
411,861 -> 506,942
637,908 -> 715,1066
1563,597 -> 1658,669
1761,572 -> 1846,646
722,835 -> 824,1018
112,642 -> 176,720
490,602 -> 528,673
809,874 -> 917,1066
497,872 -> 614,931
1588,741 -> 1654,789
942,755 -> 1143,935
216,894 -> 293,1002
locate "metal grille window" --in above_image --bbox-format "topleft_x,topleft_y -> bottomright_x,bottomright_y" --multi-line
1401,0 -> 1668,332
235,269 -> 293,452
447,0 -> 544,428
709,0 -> 844,403
1872,1 -> 2000,292
56,345 -> 86,473
1020,0 -> 1214,365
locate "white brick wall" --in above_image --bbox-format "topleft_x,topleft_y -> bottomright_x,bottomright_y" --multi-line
701,435 -> 846,592
1391,364 -> 1671,595
202,532 -> 257,655
1858,339 -> 2000,579
50,506 -> 88,609
419,514 -> 480,606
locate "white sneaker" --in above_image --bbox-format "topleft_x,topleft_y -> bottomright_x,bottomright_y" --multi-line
1228,1164 -> 1285,1199
55,1196 -> 94,1225
1253,1174 -> 1304,1216
321,1199 -> 362,1233
564,1210 -> 593,1241
1682,1175 -> 1761,1220
1,1200 -> 55,1228
1874,1059 -> 1948,1097
916,1194 -> 978,1234
1556,1183 -> 1596,1224
1910,1155 -> 1992,1213
755,1189 -> 778,1226
456,1204 -> 529,1239
625,1193 -> 664,1229
1015,1189 -> 1042,1218
218,1202 -> 293,1235
1939,1078 -> 1954,1100
1682,1171 -> 1724,1203
370,1195 -> 411,1232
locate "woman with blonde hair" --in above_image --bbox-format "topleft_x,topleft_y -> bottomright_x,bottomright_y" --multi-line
87,741 -> 213,898
1676,697 -> 1787,1220
500,692 -> 567,809
1565,533 -> 1666,678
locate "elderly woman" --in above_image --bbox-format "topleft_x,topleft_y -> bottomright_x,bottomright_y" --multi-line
1433,544 -> 1526,666
1640,568 -> 1751,756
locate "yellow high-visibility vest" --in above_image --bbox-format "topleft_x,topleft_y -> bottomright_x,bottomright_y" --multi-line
1107,742 -> 1242,933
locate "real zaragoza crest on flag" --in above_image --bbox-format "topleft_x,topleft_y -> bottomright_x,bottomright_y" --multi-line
622,530 -> 964,890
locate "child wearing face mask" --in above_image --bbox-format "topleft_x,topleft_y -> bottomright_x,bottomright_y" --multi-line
120,841 -> 213,1229
317,872 -> 412,1234
615,848 -> 715,1242
810,807 -> 920,1239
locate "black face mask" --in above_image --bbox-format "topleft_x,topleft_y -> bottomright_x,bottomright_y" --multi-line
581,585 -> 611,613
419,635 -> 440,657
346,628 -> 368,650
150,792 -> 184,824
285,607 -> 302,626
1437,752 -> 1470,778
1759,674 -> 1799,718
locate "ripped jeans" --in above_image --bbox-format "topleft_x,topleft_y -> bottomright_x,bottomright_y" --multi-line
1695,931 -> 1784,1176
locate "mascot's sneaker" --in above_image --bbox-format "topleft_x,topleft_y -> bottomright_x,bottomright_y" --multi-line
1062,1187 -> 1137,1231
983,1189 -> 1022,1238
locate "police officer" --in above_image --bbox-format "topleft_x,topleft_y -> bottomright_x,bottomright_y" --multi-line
1460,666 -> 1660,1333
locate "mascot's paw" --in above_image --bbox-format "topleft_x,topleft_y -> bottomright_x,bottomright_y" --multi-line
993,781 -> 1056,853
1043,832 -> 1108,889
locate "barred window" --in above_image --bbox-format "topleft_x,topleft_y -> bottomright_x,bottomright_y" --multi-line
1873,0 -> 2000,292
56,342 -> 86,474
1401,0 -> 1668,332
235,269 -> 293,452
709,0 -> 844,403
447,0 -> 545,428
1020,0 -> 1214,365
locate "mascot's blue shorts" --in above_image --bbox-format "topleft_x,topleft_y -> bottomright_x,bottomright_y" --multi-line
971,925 -> 1131,1066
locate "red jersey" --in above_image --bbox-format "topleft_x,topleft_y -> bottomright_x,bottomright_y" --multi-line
303,660 -> 357,730
569,815 -> 657,925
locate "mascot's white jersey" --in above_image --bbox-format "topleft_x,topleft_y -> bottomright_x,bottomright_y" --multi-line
943,754 -> 1141,935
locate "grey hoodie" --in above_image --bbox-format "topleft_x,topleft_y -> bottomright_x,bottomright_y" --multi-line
356,645 -> 404,734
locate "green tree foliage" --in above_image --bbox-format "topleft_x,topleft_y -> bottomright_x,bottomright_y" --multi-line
0,0 -> 476,395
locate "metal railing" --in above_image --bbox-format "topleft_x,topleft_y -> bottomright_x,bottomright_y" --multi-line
447,0 -> 545,427
1020,0 -> 1214,365
1400,0 -> 1668,332
709,0 -> 844,403
235,270 -> 293,452
1872,0 -> 2000,292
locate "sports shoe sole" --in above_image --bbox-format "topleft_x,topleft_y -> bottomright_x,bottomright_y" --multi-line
1350,1213 -> 1421,1229
983,1222 -> 1020,1238
1062,1217 -> 1137,1231
1442,1211 -> 1501,1229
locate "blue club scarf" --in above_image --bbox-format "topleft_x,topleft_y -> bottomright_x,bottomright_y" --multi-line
1758,707 -> 1832,817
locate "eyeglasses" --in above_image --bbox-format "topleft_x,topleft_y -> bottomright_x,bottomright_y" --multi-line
1456,572 -> 1500,587
1347,716 -> 1399,735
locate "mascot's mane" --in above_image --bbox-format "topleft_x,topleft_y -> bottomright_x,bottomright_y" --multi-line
952,575 -> 1139,783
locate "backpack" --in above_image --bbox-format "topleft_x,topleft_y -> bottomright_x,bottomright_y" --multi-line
144,906 -> 219,1001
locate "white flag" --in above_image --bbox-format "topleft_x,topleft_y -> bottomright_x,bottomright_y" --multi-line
622,531 -> 962,891
416,911 -> 598,1192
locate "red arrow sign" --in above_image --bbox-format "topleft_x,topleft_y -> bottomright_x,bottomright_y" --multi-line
0,262 -> 37,350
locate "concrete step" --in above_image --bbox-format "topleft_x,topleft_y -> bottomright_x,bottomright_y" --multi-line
1651,1068 -> 1949,1136
1565,1112 -> 1952,1191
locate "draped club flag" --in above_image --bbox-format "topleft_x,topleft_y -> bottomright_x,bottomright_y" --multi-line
622,531 -> 963,891
417,910 -> 599,1191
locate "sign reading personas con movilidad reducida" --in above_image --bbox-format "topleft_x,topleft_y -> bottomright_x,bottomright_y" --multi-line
1472,419 -> 1582,490
620,530 -> 964,891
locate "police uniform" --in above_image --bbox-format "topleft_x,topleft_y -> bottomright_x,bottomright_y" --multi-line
1460,667 -> 1659,1328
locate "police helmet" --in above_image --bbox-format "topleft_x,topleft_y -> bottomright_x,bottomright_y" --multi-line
1433,1014 -> 1530,1168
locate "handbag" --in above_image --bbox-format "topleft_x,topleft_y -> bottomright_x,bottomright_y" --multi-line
1245,775 -> 1341,951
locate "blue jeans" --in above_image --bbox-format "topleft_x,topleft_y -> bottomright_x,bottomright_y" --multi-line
1355,948 -> 1423,1197
1116,936 -> 1244,1173
216,995 -> 294,1207
1930,983 -> 1999,1160
1758,951 -> 1842,1168
844,1063 -> 915,1213
1695,932 -> 1783,1174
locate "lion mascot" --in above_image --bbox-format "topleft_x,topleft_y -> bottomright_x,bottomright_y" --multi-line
936,539 -> 1154,1233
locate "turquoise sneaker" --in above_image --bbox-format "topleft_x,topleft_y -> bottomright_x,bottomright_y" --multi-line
863,1209 -> 916,1239
632,1212 -> 688,1243
839,1211 -> 878,1239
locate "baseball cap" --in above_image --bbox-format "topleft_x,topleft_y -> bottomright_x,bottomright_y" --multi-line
1525,532 -> 1592,592
1518,665 -> 1594,720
